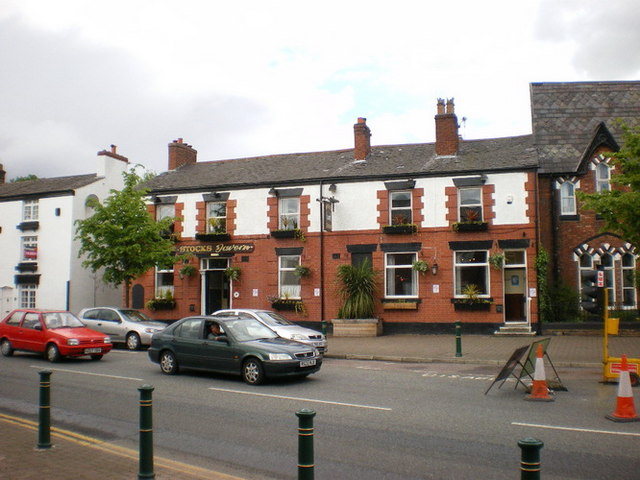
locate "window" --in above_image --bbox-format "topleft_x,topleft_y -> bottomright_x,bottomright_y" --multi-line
622,254 -> 637,308
458,187 -> 483,222
601,253 -> 615,306
454,251 -> 489,297
385,253 -> 417,297
21,236 -> 38,261
206,201 -> 227,233
156,203 -> 175,221
23,200 -> 39,221
579,254 -> 594,307
596,163 -> 610,192
278,255 -> 301,298
19,285 -> 37,308
389,191 -> 412,225
560,182 -> 576,215
279,197 -> 300,230
155,267 -> 174,298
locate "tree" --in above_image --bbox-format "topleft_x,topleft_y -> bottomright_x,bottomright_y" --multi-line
10,174 -> 39,182
579,122 -> 640,248
75,167 -> 182,307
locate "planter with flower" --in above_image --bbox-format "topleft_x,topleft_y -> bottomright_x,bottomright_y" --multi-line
451,284 -> 492,311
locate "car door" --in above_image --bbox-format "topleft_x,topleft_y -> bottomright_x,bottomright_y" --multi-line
196,324 -> 238,373
2,311 -> 25,349
90,309 -> 125,342
171,318 -> 206,368
19,312 -> 46,353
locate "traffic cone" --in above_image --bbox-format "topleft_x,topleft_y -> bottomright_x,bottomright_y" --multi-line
606,355 -> 640,422
525,344 -> 554,402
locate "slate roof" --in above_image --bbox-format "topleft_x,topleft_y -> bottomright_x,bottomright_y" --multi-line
0,174 -> 98,201
143,135 -> 538,194
530,81 -> 640,174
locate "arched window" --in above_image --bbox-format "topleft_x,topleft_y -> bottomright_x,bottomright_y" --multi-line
601,253 -> 615,306
560,182 -> 576,215
596,163 -> 610,192
622,253 -> 637,308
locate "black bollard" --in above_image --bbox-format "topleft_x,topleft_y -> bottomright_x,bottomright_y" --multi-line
518,437 -> 543,479
138,385 -> 155,479
455,321 -> 462,357
37,370 -> 52,449
296,408 -> 316,480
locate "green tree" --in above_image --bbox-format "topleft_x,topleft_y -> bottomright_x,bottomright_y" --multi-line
579,122 -> 640,247
10,174 -> 39,182
75,167 -> 182,307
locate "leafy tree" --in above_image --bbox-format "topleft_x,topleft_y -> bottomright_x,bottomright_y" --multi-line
579,122 -> 640,248
10,174 -> 39,182
75,167 -> 182,307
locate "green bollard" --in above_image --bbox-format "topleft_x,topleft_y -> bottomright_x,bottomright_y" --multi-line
518,437 -> 543,480
455,321 -> 462,357
321,320 -> 327,336
37,370 -> 52,449
138,385 -> 155,480
296,408 -> 316,480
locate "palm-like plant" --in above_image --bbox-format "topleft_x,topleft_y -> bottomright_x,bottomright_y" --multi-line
336,258 -> 379,319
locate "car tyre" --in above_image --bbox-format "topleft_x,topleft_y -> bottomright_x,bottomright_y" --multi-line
126,332 -> 141,351
159,350 -> 179,375
242,358 -> 265,385
46,344 -> 61,363
1,339 -> 14,357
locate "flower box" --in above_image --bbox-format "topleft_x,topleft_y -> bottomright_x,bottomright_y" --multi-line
195,233 -> 231,242
382,224 -> 418,235
271,299 -> 304,312
452,222 -> 488,232
331,318 -> 382,337
146,299 -> 176,311
451,300 -> 491,311
382,300 -> 420,310
270,229 -> 298,239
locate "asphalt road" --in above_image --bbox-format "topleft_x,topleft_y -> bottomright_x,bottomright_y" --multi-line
1,348 -> 639,479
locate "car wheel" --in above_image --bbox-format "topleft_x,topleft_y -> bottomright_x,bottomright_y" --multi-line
90,354 -> 103,361
1,339 -> 14,357
159,350 -> 179,375
46,344 -> 61,363
242,358 -> 264,385
126,332 -> 141,351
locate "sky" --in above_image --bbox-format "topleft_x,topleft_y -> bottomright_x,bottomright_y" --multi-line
1,0 -> 639,179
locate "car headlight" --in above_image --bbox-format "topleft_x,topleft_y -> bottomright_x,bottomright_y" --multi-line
67,338 -> 79,346
269,353 -> 293,361
290,334 -> 308,341
313,348 -> 319,357
103,337 -> 111,344
144,328 -> 158,334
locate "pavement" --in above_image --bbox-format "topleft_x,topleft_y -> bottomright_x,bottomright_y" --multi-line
1,332 -> 639,479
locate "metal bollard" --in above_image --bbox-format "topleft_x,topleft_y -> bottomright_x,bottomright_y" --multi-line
518,437 -> 543,479
321,320 -> 327,336
37,370 -> 52,449
138,385 -> 155,480
455,321 -> 462,357
296,408 -> 316,480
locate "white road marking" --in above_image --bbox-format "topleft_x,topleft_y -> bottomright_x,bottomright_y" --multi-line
29,365 -> 143,382
208,387 -> 392,411
512,422 -> 640,437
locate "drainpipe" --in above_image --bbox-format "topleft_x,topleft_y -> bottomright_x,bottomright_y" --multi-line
319,181 -> 326,329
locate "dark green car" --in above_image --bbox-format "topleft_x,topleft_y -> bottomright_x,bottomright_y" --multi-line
148,315 -> 322,385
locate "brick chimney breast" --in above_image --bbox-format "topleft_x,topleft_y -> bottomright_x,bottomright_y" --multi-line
435,98 -> 459,156
168,138 -> 198,170
354,117 -> 371,161
0,163 -> 5,184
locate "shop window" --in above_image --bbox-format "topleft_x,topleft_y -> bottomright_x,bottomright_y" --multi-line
155,267 -> 174,298
23,199 -> 39,221
19,285 -> 37,308
21,236 -> 38,261
206,201 -> 227,233
278,255 -> 301,298
389,191 -> 412,225
622,253 -> 637,308
560,182 -> 576,215
279,197 -> 300,230
596,163 -> 611,192
454,251 -> 489,297
458,187 -> 483,222
385,252 -> 417,298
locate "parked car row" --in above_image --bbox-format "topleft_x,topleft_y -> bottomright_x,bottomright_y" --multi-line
0,308 -> 325,385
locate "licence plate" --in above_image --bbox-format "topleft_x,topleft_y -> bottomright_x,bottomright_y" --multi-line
84,348 -> 102,354
300,359 -> 316,367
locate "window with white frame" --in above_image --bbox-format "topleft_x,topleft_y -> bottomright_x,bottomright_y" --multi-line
156,203 -> 175,221
458,187 -> 483,222
389,191 -> 412,225
278,255 -> 301,298
601,253 -> 615,306
454,251 -> 489,297
206,201 -> 227,233
596,162 -> 611,192
23,199 -> 39,221
385,252 -> 417,297
579,253 -> 594,306
19,285 -> 37,308
622,253 -> 637,308
279,197 -> 300,230
155,267 -> 174,298
21,236 -> 38,261
560,182 -> 576,215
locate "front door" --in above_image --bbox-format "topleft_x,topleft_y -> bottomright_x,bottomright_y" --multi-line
202,258 -> 230,315
502,250 -> 528,324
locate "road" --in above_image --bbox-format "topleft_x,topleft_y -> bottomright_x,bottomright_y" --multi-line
1,348 -> 639,479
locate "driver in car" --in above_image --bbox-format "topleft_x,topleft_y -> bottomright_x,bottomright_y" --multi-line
207,323 -> 226,341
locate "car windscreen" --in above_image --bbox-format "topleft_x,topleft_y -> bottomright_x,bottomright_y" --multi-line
44,312 -> 85,329
121,310 -> 153,323
255,311 -> 294,326
225,318 -> 278,342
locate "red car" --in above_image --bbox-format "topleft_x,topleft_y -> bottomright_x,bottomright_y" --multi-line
0,309 -> 112,362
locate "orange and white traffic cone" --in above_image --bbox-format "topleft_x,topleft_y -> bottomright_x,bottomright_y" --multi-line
525,344 -> 554,402
606,355 -> 639,422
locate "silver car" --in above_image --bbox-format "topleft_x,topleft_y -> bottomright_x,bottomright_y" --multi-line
211,309 -> 327,353
77,307 -> 166,350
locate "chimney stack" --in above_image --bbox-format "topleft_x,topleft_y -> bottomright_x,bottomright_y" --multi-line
354,117 -> 371,161
97,144 -> 129,163
435,98 -> 459,156
168,138 -> 197,170
0,164 -> 5,184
